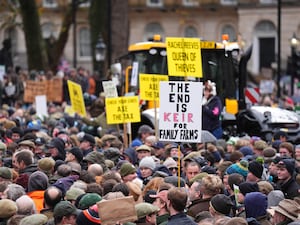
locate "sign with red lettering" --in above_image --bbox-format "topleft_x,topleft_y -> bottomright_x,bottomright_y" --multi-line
159,81 -> 203,142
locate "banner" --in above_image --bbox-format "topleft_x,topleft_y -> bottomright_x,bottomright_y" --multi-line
105,96 -> 140,124
166,37 -> 202,77
139,74 -> 168,100
159,81 -> 202,142
67,80 -> 86,117
102,81 -> 118,98
24,78 -> 63,103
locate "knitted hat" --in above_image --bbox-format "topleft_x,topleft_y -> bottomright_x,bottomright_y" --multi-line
138,125 -> 154,134
65,187 -> 86,201
267,190 -> 284,208
239,146 -> 253,156
164,176 -> 186,187
78,193 -> 102,210
0,199 -> 17,218
76,205 -> 100,225
27,171 -> 49,192
0,167 -> 12,180
225,160 -> 249,178
19,214 -> 48,225
244,192 -> 268,218
68,147 -> 83,162
210,194 -> 233,215
120,163 -> 136,177
239,182 -> 259,196
81,134 -> 95,145
248,161 -> 263,179
277,158 -> 295,176
135,202 -> 159,219
38,157 -> 55,173
139,156 -> 155,171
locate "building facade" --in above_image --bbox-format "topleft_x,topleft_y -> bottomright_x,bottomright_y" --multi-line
0,0 -> 300,77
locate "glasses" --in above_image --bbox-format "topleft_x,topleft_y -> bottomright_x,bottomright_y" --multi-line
169,167 -> 178,171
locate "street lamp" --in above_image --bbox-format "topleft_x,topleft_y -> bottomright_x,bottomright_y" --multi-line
290,32 -> 300,96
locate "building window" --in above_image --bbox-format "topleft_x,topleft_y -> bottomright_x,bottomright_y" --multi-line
79,27 -> 91,57
4,27 -> 17,57
220,0 -> 237,5
184,26 -> 198,37
43,0 -> 57,8
144,22 -> 164,41
260,0 -> 276,4
146,0 -> 163,7
182,0 -> 199,7
41,22 -> 55,39
221,25 -> 236,41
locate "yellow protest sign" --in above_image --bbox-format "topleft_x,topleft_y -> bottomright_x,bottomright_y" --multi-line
105,96 -> 140,124
166,37 -> 202,78
67,80 -> 86,117
139,74 -> 168,100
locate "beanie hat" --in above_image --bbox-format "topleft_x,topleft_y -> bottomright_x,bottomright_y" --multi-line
27,171 -> 49,192
78,193 -> 102,210
38,157 -> 55,173
210,194 -> 233,215
277,158 -> 295,176
76,205 -> 101,225
0,167 -> 12,180
226,160 -> 249,179
267,190 -> 284,208
65,187 -> 86,201
248,161 -> 263,179
120,163 -> 136,177
68,147 -> 83,162
239,146 -> 253,156
139,156 -> 156,171
239,182 -> 259,196
244,192 -> 268,218
0,199 -> 17,218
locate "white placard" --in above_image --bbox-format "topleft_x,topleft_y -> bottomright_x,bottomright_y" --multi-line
102,81 -> 118,98
35,95 -> 48,118
130,61 -> 138,87
159,81 -> 203,142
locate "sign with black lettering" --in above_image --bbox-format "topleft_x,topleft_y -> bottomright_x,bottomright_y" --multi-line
166,37 -> 202,78
159,81 -> 203,142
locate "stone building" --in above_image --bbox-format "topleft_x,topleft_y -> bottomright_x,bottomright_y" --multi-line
0,0 -> 300,77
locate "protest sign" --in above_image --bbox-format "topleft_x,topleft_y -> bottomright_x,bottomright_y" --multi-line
139,74 -> 168,100
102,80 -> 118,98
67,80 -> 86,117
35,95 -> 48,117
166,37 -> 202,77
105,96 -> 140,124
159,81 -> 202,142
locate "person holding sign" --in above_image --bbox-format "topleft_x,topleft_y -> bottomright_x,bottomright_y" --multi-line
202,80 -> 223,139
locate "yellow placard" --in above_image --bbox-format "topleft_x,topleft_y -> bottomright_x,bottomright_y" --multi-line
139,74 -> 168,100
166,37 -> 202,78
105,96 -> 141,124
67,80 -> 86,117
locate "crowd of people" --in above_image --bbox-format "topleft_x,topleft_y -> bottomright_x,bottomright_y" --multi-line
0,68 -> 298,225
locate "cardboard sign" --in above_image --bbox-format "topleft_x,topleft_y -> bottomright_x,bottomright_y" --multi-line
97,196 -> 137,225
24,79 -> 63,103
105,96 -> 140,124
67,80 -> 86,117
159,81 -> 202,142
102,81 -> 118,98
139,74 -> 168,100
166,37 -> 202,77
